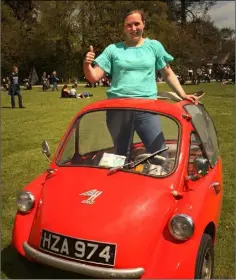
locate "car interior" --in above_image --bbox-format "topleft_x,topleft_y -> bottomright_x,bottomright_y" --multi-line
68,139 -> 179,177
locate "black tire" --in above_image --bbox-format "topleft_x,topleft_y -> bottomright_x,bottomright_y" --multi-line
194,233 -> 214,279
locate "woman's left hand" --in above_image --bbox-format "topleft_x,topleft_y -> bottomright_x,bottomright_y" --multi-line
182,94 -> 199,105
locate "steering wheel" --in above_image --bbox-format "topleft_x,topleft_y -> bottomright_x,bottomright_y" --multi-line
134,153 -> 166,164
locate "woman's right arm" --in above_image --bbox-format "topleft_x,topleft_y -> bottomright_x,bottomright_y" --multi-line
83,45 -> 105,83
83,64 -> 105,84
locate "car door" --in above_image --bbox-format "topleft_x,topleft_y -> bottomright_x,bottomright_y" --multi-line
184,104 -> 223,224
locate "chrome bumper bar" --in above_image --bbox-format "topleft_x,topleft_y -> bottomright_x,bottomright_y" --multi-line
23,242 -> 144,279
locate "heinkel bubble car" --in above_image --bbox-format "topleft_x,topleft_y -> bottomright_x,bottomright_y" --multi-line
13,91 -> 223,279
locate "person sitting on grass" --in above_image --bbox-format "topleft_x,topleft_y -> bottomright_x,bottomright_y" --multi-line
69,85 -> 77,97
61,84 -> 70,98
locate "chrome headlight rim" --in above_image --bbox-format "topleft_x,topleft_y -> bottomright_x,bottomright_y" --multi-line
168,213 -> 194,241
16,191 -> 35,213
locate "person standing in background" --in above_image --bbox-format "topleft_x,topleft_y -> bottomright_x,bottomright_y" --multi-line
41,72 -> 48,91
51,71 -> 59,91
8,65 -> 25,108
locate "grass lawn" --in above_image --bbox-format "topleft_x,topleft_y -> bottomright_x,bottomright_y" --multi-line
1,82 -> 235,279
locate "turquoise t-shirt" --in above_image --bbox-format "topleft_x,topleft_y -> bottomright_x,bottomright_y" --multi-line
94,38 -> 174,99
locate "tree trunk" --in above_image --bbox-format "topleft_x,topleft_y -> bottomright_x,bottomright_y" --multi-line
181,0 -> 186,24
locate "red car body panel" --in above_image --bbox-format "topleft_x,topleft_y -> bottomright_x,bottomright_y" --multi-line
12,98 -> 223,278
12,173 -> 47,256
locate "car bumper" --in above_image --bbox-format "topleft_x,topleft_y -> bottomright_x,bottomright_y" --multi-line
23,242 -> 144,279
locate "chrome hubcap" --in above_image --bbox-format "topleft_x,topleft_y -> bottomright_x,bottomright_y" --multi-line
202,248 -> 212,279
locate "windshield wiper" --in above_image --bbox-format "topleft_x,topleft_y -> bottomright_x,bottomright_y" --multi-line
107,161 -> 132,175
108,147 -> 169,175
131,147 -> 169,168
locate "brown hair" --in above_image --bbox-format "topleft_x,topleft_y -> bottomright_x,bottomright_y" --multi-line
124,10 -> 145,23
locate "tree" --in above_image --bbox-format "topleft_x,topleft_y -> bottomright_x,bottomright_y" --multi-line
160,0 -> 217,24
1,0 -> 41,78
34,1 -> 83,78
2,0 -> 35,21
1,3 -> 26,76
1,0 -> 234,80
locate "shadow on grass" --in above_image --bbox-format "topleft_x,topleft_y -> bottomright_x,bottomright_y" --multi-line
1,244 -> 90,279
1,106 -> 26,109
1,106 -> 14,109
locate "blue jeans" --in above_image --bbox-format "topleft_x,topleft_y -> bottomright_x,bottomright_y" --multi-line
106,111 -> 166,156
9,86 -> 23,108
52,82 -> 58,91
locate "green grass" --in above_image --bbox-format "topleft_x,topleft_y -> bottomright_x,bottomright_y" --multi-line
1,83 -> 235,279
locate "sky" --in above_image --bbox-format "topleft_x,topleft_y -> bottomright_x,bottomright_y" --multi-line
206,1 -> 235,29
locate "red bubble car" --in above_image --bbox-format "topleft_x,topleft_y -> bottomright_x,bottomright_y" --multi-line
12,91 -> 223,279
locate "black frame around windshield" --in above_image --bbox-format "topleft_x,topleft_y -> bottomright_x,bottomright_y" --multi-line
184,103 -> 220,168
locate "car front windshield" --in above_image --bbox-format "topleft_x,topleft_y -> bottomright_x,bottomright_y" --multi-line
56,109 -> 180,177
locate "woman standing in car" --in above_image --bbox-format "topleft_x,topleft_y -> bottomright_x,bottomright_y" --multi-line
83,9 -> 198,155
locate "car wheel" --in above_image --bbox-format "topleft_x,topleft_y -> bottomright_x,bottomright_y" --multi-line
195,233 -> 214,279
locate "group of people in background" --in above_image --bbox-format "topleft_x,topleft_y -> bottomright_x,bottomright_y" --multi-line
214,65 -> 235,83
41,71 -> 59,92
85,75 -> 111,88
2,61 -> 234,109
188,65 -> 234,84
61,84 -> 93,99
157,64 -> 235,85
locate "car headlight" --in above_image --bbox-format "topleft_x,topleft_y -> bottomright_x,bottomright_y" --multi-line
16,191 -> 35,213
168,214 -> 194,241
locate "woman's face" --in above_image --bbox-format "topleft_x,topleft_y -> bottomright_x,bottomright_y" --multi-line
124,13 -> 145,42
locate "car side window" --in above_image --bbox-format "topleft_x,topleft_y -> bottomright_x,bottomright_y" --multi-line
188,132 -> 207,178
184,104 -> 220,167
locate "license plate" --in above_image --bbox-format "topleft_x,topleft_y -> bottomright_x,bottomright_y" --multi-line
40,229 -> 116,266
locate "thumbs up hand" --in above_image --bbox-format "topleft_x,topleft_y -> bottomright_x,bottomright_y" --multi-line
84,45 -> 95,64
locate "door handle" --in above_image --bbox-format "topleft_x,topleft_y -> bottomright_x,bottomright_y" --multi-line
210,182 -> 221,194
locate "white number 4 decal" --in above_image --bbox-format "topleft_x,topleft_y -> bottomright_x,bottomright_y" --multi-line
99,246 -> 111,262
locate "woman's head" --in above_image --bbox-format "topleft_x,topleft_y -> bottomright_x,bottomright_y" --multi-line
123,10 -> 145,43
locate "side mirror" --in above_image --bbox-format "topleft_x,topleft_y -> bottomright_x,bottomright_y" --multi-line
42,140 -> 51,162
194,157 -> 209,176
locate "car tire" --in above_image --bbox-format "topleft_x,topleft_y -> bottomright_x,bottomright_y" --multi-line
194,233 -> 214,279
